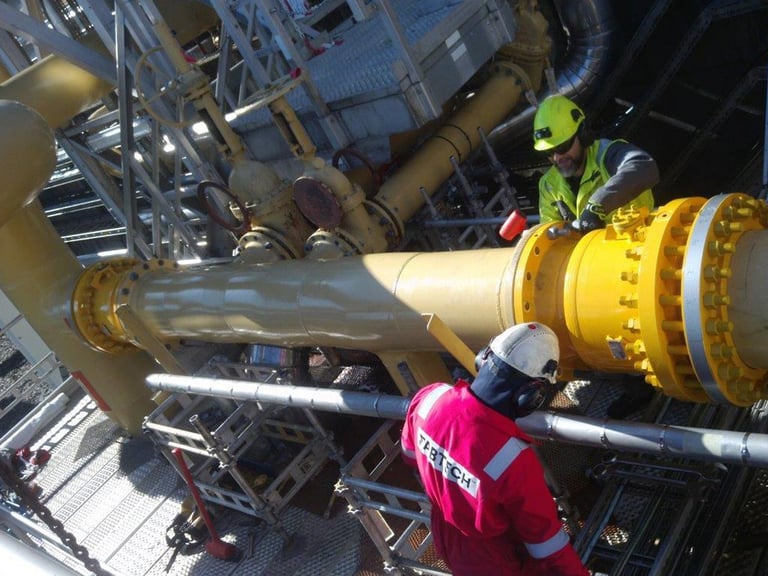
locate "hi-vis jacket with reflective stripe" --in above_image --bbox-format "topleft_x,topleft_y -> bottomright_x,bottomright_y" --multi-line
538,138 -> 656,225
401,381 -> 587,576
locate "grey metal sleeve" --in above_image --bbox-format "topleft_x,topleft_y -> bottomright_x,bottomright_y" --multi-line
589,140 -> 659,213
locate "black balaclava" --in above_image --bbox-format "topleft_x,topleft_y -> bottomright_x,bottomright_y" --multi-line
470,352 -> 533,420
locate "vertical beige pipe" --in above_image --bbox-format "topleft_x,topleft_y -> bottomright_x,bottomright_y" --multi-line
0,2 -> 218,434
0,101 -> 157,434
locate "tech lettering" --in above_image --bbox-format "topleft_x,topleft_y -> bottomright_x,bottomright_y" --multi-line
417,429 -> 480,497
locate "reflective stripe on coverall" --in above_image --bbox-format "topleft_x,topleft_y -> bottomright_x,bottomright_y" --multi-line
401,381 -> 588,576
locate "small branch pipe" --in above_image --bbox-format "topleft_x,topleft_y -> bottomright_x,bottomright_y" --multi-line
145,372 -> 768,468
373,68 -> 528,225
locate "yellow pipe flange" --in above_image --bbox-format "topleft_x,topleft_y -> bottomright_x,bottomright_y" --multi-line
71,258 -> 141,353
682,193 -> 768,405
510,223 -> 583,378
636,197 -> 709,402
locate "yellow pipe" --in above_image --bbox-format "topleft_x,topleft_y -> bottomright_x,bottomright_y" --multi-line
87,248 -> 520,353
304,0 -> 550,250
0,51 -> 113,130
0,101 -> 57,226
373,64 -> 527,227
0,101 -> 157,434
0,2 -> 223,434
76,195 -> 768,408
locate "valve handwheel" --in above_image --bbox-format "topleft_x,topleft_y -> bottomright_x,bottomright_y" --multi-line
196,180 -> 251,236
332,147 -> 382,189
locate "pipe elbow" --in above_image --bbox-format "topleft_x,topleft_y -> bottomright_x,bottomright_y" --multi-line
0,100 -> 56,228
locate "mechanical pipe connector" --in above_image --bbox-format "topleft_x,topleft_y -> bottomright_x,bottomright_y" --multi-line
521,194 -> 768,406
683,194 -> 768,405
71,258 -> 181,353
71,258 -> 142,354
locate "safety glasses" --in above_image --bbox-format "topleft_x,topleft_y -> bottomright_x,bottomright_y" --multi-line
545,134 -> 577,157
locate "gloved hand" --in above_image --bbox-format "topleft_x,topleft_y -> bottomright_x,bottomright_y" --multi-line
574,201 -> 606,232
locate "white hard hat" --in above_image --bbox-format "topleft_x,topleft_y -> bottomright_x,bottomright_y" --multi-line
489,322 -> 560,384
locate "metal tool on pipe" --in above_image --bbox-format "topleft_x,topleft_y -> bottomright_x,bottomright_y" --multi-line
145,373 -> 768,468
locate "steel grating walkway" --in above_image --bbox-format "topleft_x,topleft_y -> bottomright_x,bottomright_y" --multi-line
13,375 -> 768,576
29,392 -> 364,576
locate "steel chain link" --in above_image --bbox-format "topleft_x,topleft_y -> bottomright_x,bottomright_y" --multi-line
0,454 -> 113,576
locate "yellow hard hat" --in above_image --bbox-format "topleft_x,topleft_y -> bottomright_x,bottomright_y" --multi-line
532,95 -> 585,151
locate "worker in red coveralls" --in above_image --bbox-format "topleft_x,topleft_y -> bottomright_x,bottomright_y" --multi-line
401,322 -> 588,575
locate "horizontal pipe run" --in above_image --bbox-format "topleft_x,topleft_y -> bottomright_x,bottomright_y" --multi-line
145,373 -> 411,420
518,411 -> 768,467
423,215 -> 540,228
146,373 -> 768,468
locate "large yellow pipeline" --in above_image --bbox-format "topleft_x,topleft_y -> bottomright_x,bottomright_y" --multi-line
73,194 -> 768,407
372,1 -> 550,228
372,65 -> 530,226
0,101 -> 158,434
0,1 -> 224,435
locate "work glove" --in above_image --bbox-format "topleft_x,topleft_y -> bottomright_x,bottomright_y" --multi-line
574,201 -> 606,232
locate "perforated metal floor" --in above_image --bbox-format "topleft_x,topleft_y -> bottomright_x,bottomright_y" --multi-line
29,393 -> 366,576
18,376 -> 768,576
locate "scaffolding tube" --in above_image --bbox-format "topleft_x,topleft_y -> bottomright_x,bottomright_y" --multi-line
145,373 -> 768,468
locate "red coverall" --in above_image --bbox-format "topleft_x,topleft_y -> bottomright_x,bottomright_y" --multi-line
401,381 -> 588,576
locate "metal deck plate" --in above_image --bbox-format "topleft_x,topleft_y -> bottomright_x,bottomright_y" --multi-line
29,394 -> 365,576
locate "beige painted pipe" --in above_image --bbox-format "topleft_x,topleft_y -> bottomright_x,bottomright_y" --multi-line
0,103 -> 157,434
0,101 -> 57,226
0,53 -> 112,130
374,67 -> 527,224
116,248 -> 519,353
0,2 -> 220,434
